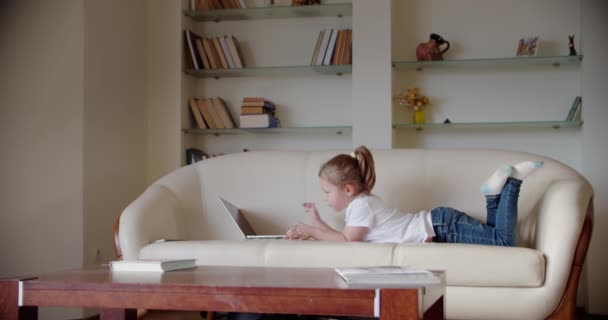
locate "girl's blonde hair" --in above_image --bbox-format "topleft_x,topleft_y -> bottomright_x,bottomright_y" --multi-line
318,145 -> 376,194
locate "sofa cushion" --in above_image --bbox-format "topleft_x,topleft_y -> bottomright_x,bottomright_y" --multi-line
139,239 -> 544,288
393,243 -> 545,287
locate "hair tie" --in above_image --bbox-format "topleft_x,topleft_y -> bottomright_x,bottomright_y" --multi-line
350,152 -> 358,160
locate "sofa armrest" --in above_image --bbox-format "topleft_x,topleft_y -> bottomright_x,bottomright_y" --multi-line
118,184 -> 185,260
534,179 -> 593,288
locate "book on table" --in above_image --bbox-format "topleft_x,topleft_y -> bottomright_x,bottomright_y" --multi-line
334,266 -> 440,285
109,259 -> 196,272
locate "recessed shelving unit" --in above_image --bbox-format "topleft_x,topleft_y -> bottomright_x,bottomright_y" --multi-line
184,64 -> 352,78
392,55 -> 583,71
183,126 -> 352,136
184,3 -> 352,22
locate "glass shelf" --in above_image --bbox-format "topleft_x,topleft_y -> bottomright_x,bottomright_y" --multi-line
184,3 -> 352,22
184,64 -> 351,78
392,55 -> 583,71
183,126 -> 352,136
393,120 -> 583,130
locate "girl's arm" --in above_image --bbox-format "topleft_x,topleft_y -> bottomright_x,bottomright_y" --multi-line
286,223 -> 368,241
287,203 -> 368,241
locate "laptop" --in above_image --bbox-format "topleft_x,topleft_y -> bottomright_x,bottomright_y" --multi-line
218,197 -> 285,239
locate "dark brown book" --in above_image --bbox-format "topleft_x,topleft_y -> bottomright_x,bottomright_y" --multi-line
342,29 -> 352,65
332,29 -> 344,65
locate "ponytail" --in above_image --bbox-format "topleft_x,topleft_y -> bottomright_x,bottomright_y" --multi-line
352,146 -> 376,192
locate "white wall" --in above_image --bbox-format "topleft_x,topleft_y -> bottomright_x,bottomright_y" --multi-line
0,0 -> 147,318
83,0 -> 147,267
0,1 -> 85,318
581,0 -> 608,314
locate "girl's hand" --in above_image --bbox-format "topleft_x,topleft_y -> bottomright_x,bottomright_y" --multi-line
302,202 -> 320,221
285,222 -> 314,240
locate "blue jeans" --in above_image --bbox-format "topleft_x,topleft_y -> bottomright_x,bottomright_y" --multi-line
431,178 -> 521,246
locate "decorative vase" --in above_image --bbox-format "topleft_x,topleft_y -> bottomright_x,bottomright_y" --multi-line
413,109 -> 426,124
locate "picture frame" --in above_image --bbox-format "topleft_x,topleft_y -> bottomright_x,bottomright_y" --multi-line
516,36 -> 539,56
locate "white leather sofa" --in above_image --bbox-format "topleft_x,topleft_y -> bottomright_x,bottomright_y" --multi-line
116,149 -> 594,320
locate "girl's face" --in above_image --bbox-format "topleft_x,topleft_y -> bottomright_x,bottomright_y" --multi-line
319,177 -> 355,211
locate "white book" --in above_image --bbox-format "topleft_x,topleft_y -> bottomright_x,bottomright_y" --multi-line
239,114 -> 279,128
315,28 -> 332,66
219,36 -> 236,69
109,259 -> 196,272
323,28 -> 339,65
334,266 -> 440,286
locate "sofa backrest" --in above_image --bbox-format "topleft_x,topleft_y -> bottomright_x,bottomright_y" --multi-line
152,148 -> 587,248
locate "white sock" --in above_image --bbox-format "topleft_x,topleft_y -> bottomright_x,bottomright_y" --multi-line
480,165 -> 513,195
512,161 -> 544,180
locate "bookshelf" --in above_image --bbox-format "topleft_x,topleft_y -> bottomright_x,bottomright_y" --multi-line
182,2 -> 354,158
184,64 -> 352,78
392,55 -> 583,131
392,55 -> 583,71
184,126 -> 351,136
184,3 -> 352,22
393,120 -> 583,131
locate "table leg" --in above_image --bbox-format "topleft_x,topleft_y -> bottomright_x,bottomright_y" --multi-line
99,308 -> 137,320
380,289 -> 420,320
0,279 -> 38,320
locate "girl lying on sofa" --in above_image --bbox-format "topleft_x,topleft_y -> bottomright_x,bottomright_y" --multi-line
285,145 -> 543,246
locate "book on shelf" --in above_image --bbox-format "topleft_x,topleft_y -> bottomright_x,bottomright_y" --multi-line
189,98 -> 208,129
202,37 -> 221,69
240,113 -> 280,128
323,28 -> 339,66
184,30 -> 203,70
566,96 -> 582,121
225,35 -> 245,68
334,266 -> 441,286
213,97 -> 237,128
310,29 -> 325,65
195,38 -> 212,69
186,148 -> 208,164
241,106 -> 274,115
332,29 -> 344,65
241,100 -> 276,108
196,98 -> 218,128
315,28 -> 332,66
342,29 -> 352,65
212,37 -> 230,69
109,259 -> 196,272
219,36 -> 236,68
204,98 -> 226,128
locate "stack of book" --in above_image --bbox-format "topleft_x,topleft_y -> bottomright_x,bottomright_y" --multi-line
310,28 -> 352,66
565,96 -> 582,121
188,97 -> 237,129
184,30 -> 245,70
190,0 -> 247,11
239,97 -> 279,128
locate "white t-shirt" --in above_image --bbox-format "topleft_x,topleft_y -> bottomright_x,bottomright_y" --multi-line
345,194 -> 435,243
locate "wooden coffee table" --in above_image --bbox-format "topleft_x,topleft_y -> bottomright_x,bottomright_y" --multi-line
0,266 -> 445,320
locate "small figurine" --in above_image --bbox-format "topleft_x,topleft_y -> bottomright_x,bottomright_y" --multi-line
416,33 -> 451,61
568,35 -> 577,56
